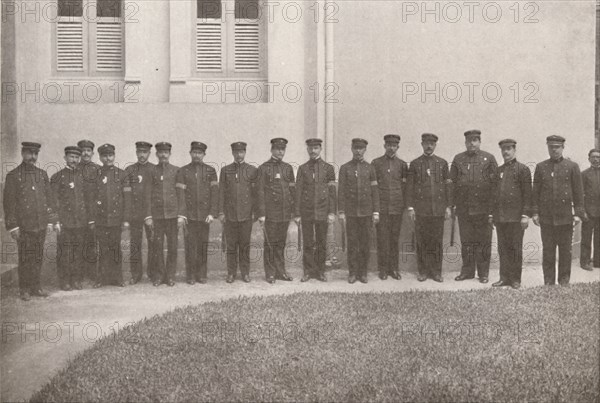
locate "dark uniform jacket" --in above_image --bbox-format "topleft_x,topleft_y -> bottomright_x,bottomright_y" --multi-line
3,162 -> 57,232
492,159 -> 532,223
295,158 -> 337,221
371,154 -> 408,215
176,162 -> 219,221
51,166 -> 89,228
146,163 -> 181,220
124,162 -> 155,223
450,150 -> 498,216
532,157 -> 585,226
90,165 -> 132,227
219,162 -> 260,222
582,167 -> 600,218
79,161 -> 101,212
257,157 -> 296,222
406,154 -> 453,217
338,159 -> 380,217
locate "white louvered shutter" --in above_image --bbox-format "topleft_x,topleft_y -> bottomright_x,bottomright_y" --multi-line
96,19 -> 123,71
196,20 -> 223,72
234,22 -> 260,72
56,18 -> 84,71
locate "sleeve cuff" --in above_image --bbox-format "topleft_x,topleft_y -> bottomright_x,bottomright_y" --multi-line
178,215 -> 187,220
9,227 -> 19,233
407,207 -> 414,211
144,217 -> 152,221
88,221 -> 95,225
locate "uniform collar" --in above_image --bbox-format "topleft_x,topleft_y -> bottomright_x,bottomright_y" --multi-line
352,157 -> 364,163
504,157 -> 517,165
422,153 -> 435,159
384,153 -> 396,160
551,156 -> 564,163
270,156 -> 282,163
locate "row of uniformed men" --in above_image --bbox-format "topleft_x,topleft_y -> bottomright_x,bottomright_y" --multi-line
4,132 -> 600,300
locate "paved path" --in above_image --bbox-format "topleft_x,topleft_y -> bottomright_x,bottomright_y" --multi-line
1,265 -> 599,402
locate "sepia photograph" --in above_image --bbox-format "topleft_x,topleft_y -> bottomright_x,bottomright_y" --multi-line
1,0 -> 599,401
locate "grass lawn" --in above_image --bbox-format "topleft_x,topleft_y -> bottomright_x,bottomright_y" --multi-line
31,283 -> 600,402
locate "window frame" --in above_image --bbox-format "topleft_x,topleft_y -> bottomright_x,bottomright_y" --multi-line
192,0 -> 267,80
52,0 -> 126,77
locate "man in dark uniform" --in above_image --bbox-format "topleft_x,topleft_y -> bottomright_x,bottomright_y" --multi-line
257,138 -> 296,284
4,142 -> 58,301
51,146 -> 89,291
406,133 -> 452,282
77,139 -> 101,281
338,138 -> 380,284
490,139 -> 532,289
371,134 -> 407,280
532,136 -> 585,285
294,138 -> 337,282
90,144 -> 131,288
580,148 -> 600,270
218,142 -> 259,283
176,142 -> 219,284
451,129 -> 498,283
124,141 -> 155,284
145,142 -> 180,286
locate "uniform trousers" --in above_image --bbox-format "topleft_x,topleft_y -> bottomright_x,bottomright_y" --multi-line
415,216 -> 444,277
346,216 -> 372,277
376,214 -> 402,275
581,216 -> 600,268
495,222 -> 524,284
152,218 -> 178,283
96,225 -> 123,285
540,224 -> 573,285
185,220 -> 210,281
263,220 -> 289,278
17,230 -> 46,291
225,219 -> 253,276
57,227 -> 85,287
458,214 -> 492,278
301,219 -> 328,276
129,220 -> 153,280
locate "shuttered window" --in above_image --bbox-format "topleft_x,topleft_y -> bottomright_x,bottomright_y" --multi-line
54,0 -> 124,75
195,0 -> 266,78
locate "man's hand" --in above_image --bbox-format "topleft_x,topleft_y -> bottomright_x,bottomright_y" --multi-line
373,212 -> 380,225
205,215 -> 214,224
178,216 -> 188,228
574,216 -> 582,227
46,223 -> 54,235
144,217 -> 153,230
54,222 -> 62,235
327,214 -> 335,224
520,216 -> 529,230
218,213 -> 225,223
294,216 -> 301,225
89,222 -> 96,231
532,214 -> 540,227
10,228 -> 20,241
444,207 -> 452,220
408,209 -> 416,223
488,215 -> 494,228
258,216 -> 266,226
122,221 -> 130,231
338,213 -> 346,222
